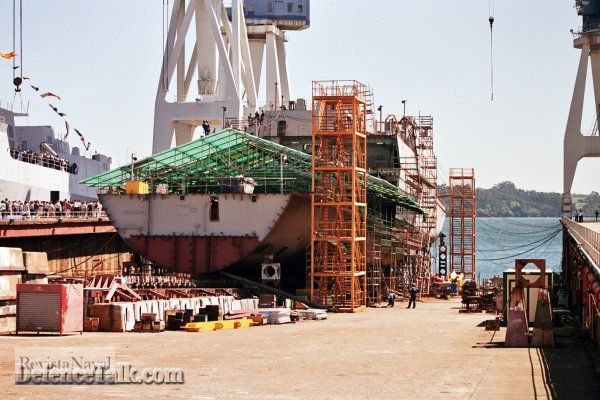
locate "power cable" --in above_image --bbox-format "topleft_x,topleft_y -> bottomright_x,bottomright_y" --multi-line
477,228 -> 561,253
476,228 -> 561,262
476,217 -> 562,236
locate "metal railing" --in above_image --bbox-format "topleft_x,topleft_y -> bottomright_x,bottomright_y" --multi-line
562,216 -> 600,271
96,177 -> 304,196
9,148 -> 75,174
0,210 -> 107,221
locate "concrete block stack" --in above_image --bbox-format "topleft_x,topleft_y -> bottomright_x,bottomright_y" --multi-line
83,317 -> 99,332
0,248 -> 52,333
133,313 -> 165,332
89,296 -> 259,332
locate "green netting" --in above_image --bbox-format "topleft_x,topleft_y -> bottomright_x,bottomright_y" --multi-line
82,128 -> 424,213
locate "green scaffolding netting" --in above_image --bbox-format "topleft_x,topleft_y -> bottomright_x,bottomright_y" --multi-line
82,128 -> 424,213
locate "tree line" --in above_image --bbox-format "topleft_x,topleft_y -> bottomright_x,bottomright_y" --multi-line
438,181 -> 599,217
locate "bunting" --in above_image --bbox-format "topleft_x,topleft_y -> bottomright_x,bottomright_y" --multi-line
74,128 -> 90,150
0,51 -> 17,59
40,92 -> 61,100
21,77 -> 98,154
48,104 -> 66,117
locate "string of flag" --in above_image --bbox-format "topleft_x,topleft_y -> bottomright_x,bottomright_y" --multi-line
2,51 -> 94,152
26,77 -> 91,151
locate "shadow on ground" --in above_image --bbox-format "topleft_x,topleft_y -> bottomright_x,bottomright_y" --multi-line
538,327 -> 600,400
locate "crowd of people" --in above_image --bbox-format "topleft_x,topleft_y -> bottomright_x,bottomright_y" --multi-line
9,147 -> 74,173
247,110 -> 265,126
0,199 -> 104,220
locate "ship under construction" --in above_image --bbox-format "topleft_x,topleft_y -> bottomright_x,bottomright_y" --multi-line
83,80 -> 445,307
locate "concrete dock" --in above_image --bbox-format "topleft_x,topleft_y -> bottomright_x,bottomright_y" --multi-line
0,299 -> 598,400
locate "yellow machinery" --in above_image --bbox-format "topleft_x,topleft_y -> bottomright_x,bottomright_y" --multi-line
125,180 -> 149,195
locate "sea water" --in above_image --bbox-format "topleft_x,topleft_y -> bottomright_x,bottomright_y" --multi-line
440,217 -> 563,280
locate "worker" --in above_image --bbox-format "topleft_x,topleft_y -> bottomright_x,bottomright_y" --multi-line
387,291 -> 396,308
202,120 -> 211,136
407,284 -> 420,309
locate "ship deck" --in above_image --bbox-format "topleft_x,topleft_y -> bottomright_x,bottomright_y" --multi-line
1,298 -> 598,399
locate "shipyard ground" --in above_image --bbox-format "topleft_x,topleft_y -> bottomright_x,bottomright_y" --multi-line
1,299 -> 599,400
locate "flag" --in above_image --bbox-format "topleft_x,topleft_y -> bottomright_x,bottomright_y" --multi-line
0,51 -> 17,59
64,121 -> 70,139
74,129 -> 88,149
48,104 -> 66,117
41,92 -> 61,100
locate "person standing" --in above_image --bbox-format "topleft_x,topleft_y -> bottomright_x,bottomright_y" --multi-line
202,120 -> 211,136
595,210 -> 598,222
407,284 -> 420,309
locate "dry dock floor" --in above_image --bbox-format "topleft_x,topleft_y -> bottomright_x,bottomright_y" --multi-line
1,298 -> 599,400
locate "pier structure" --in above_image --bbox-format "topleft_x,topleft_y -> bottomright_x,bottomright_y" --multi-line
0,217 -> 130,276
563,0 -> 600,216
153,0 -> 309,153
562,217 -> 600,347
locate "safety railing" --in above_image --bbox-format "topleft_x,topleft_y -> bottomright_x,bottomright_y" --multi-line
562,216 -> 600,270
96,177 -> 304,196
9,148 -> 75,174
0,210 -> 107,221
312,80 -> 369,100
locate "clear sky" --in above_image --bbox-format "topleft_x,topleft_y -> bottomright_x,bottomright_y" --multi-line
0,1 -> 596,193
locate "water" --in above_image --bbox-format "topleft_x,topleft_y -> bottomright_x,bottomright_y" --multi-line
441,217 -> 563,280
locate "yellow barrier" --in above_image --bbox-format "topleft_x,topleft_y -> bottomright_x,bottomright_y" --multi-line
183,318 -> 252,332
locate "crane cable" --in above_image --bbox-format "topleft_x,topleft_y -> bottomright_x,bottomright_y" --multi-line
11,0 -> 24,111
489,0 -> 495,101
12,0 -> 16,81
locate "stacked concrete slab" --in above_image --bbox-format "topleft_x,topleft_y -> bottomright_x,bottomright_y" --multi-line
90,297 -> 259,332
0,248 -> 50,333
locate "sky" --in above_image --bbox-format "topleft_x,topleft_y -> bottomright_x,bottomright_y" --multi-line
0,0 -> 596,193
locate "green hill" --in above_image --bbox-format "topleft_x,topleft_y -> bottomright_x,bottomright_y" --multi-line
437,181 -> 599,217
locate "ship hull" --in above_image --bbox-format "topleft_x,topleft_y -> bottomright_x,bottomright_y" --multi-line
100,192 -> 310,274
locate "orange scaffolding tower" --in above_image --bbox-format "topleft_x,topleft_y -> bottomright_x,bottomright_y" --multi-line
449,168 -> 476,280
310,80 -> 368,312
